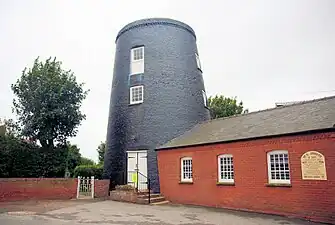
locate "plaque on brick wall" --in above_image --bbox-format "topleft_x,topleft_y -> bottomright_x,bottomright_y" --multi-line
301,151 -> 327,180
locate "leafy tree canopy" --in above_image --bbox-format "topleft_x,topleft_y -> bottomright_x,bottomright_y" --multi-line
80,157 -> 95,166
11,57 -> 89,148
97,141 -> 106,165
208,95 -> 248,119
73,164 -> 103,179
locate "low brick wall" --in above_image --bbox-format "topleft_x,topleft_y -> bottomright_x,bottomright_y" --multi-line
0,178 -> 111,201
94,179 -> 110,198
109,190 -> 139,203
0,178 -> 77,201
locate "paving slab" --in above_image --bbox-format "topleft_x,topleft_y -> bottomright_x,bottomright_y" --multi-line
0,200 -> 323,225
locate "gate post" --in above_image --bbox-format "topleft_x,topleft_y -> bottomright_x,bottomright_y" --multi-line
91,176 -> 95,199
76,176 -> 81,199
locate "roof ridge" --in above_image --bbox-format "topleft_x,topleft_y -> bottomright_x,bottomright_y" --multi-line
200,95 -> 335,124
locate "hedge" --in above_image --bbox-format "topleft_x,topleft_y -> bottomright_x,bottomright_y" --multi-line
0,135 -> 69,178
73,165 -> 103,179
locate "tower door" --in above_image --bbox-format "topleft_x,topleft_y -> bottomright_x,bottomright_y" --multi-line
127,150 -> 148,191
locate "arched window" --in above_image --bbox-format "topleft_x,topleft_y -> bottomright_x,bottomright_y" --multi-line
218,154 -> 234,183
181,157 -> 193,182
267,150 -> 291,184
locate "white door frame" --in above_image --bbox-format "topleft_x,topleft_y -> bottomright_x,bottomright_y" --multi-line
126,150 -> 148,153
127,150 -> 148,190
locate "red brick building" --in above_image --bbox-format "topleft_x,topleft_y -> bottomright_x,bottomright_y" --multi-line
156,96 -> 335,224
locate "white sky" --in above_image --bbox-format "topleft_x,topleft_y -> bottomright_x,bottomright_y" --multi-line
0,0 -> 334,162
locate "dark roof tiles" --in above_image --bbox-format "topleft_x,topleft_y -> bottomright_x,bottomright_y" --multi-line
158,96 -> 335,149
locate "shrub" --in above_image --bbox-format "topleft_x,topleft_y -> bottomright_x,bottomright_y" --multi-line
0,135 -> 68,178
73,164 -> 103,179
0,135 -> 87,178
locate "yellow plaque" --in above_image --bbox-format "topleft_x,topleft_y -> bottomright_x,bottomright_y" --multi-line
301,151 -> 327,180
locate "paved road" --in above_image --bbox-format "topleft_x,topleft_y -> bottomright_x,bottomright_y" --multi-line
0,200 -> 322,225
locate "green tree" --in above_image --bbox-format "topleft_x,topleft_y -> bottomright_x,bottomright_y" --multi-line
208,95 -> 248,119
11,57 -> 89,148
73,165 -> 103,179
0,123 -> 5,136
1,119 -> 21,138
65,142 -> 82,175
80,157 -> 95,165
97,141 -> 106,165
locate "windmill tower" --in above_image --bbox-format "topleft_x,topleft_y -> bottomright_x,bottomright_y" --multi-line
104,18 -> 210,192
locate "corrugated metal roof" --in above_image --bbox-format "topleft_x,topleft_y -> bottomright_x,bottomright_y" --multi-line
158,96 -> 335,149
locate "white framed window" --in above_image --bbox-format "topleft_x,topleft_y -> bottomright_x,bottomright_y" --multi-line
130,46 -> 144,75
267,150 -> 291,184
181,157 -> 193,182
130,85 -> 144,105
218,154 -> 234,183
131,47 -> 144,61
195,53 -> 201,70
202,90 -> 207,107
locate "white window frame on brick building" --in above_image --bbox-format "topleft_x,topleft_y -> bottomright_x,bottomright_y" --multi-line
181,157 -> 193,182
195,53 -> 201,70
218,154 -> 234,183
267,150 -> 291,185
130,46 -> 144,75
130,85 -> 144,105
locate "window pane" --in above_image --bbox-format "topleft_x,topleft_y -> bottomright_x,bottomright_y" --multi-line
130,86 -> 143,104
280,171 -> 285,179
182,159 -> 192,181
134,48 -> 143,60
285,171 -> 290,179
219,156 -> 234,182
284,163 -> 289,170
269,152 -> 290,182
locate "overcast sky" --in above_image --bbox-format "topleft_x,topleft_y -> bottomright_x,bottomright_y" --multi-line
0,0 -> 334,161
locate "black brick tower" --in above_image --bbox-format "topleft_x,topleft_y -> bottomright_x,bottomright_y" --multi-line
104,18 -> 210,192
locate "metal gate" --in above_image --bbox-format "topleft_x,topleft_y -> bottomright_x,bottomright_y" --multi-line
77,176 -> 94,199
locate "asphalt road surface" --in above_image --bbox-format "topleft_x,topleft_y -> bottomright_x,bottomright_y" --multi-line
0,200 -> 323,225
